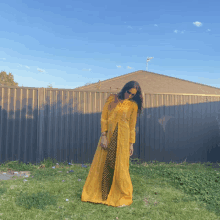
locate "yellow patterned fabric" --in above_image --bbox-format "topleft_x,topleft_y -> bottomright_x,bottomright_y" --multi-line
81,94 -> 138,207
102,123 -> 118,201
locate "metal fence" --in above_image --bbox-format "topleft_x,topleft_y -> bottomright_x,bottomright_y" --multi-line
0,86 -> 220,165
139,93 -> 220,164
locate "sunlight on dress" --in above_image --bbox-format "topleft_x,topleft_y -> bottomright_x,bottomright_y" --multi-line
81,94 -> 138,207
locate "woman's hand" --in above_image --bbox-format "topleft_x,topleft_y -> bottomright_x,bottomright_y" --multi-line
130,143 -> 133,156
101,135 -> 108,150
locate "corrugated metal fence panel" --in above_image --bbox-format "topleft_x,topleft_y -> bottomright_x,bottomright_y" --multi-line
205,96 -> 212,162
149,95 -> 156,161
46,90 -> 82,164
67,91 -> 74,163
24,89 -> 38,164
84,91 -> 90,163
0,87 -> 9,163
0,87 -> 38,165
149,95 -> 155,162
62,90 -> 70,164
198,97 -> 211,162
187,95 -> 196,162
208,96 -> 220,162
134,107 -> 140,159
89,92 -> 95,162
139,93 -> 220,164
139,93 -> 145,161
194,96 -> 205,163
35,90 -> 116,165
68,90 -> 76,162
203,96 -> 213,162
159,95 -> 165,161
165,95 -> 173,162
179,95 -> 186,161
201,96 -> 211,163
139,94 -> 147,162
37,88 -> 45,164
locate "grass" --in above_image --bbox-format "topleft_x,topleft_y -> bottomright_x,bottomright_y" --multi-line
0,157 -> 220,220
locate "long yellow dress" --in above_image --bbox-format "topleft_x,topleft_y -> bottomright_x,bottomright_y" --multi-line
81,94 -> 138,207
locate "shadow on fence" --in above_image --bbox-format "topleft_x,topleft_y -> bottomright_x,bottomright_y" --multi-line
0,88 -> 220,166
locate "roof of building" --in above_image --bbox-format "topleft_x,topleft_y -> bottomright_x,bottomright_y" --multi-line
72,70 -> 220,95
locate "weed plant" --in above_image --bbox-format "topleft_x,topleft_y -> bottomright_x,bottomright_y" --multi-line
0,157 -> 219,220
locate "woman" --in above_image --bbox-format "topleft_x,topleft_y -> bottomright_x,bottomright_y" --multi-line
81,81 -> 143,207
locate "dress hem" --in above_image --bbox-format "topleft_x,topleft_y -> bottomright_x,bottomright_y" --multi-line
81,199 -> 133,207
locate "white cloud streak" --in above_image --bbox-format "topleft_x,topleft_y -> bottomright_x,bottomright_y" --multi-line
37,68 -> 46,73
124,21 -> 209,35
193,21 -> 202,27
116,65 -> 133,70
173,21 -> 208,34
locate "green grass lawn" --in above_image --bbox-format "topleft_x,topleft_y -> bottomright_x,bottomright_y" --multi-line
0,157 -> 220,220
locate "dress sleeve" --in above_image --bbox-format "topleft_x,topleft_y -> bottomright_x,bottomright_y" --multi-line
101,94 -> 114,133
129,102 -> 138,144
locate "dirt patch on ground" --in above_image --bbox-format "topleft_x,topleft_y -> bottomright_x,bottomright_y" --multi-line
0,165 -> 78,181
0,168 -> 33,181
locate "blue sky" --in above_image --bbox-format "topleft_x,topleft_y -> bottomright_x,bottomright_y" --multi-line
0,0 -> 220,90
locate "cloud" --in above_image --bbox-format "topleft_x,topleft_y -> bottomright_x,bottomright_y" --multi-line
154,24 -> 158,27
37,68 -> 45,73
0,58 -> 6,60
17,64 -> 30,69
116,65 -> 133,69
126,25 -> 143,30
193,21 -> 202,27
173,30 -> 185,34
82,68 -> 91,71
207,29 -> 211,31
17,64 -> 45,72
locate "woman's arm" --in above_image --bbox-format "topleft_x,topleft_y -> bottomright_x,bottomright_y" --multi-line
101,95 -> 114,133
129,103 -> 138,144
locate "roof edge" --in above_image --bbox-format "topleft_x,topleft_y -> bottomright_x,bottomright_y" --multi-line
73,70 -> 220,92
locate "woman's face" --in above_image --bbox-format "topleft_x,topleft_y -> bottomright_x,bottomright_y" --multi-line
124,88 -> 136,100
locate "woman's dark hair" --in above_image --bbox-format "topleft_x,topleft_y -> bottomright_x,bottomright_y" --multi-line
116,81 -> 143,117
